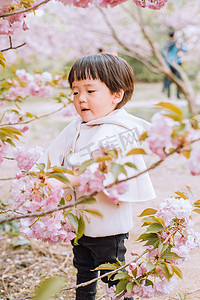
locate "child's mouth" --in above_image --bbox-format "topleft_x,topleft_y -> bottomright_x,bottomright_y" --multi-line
81,108 -> 89,112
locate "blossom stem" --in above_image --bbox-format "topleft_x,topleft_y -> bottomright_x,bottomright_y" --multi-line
0,0 -> 50,18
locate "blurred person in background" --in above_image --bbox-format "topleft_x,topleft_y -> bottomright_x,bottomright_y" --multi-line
162,29 -> 187,99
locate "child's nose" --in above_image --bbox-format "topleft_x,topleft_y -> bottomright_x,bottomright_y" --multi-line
79,93 -> 87,103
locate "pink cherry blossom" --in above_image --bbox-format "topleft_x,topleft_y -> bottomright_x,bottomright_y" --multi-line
19,125 -> 29,133
132,0 -> 168,10
129,262 -> 137,271
105,182 -> 128,204
13,145 -> 43,171
22,20 -> 29,31
187,148 -> 200,175
16,69 -> 33,82
147,113 -> 174,160
156,196 -> 193,227
79,168 -> 105,194
44,186 -> 64,209
96,0 -> 127,8
56,0 -> 92,8
4,111 -> 20,124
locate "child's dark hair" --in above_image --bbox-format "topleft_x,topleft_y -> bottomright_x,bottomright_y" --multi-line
68,54 -> 135,109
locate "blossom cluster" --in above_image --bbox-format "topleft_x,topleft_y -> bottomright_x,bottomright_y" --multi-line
11,176 -> 76,244
78,149 -> 128,203
132,0 -> 168,10
146,109 -> 200,176
13,145 -> 44,172
0,1 -> 29,36
56,0 -> 168,9
5,69 -> 54,100
107,196 -> 200,299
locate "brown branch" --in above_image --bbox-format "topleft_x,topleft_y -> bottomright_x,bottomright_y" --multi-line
0,104 -> 65,127
0,0 -> 50,18
1,36 -> 26,53
97,7 -> 160,71
63,251 -> 145,291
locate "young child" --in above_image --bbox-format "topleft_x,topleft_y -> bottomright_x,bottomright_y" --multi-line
39,54 -> 156,299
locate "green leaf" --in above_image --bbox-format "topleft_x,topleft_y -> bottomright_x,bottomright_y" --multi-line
155,102 -> 183,117
193,208 -> 200,214
116,280 -> 129,295
146,261 -> 156,273
171,265 -> 183,279
139,131 -> 148,141
138,208 -> 157,217
77,197 -> 96,205
66,213 -> 79,233
161,252 -> 182,260
37,163 -> 45,171
113,271 -> 129,281
175,191 -> 187,199
11,238 -> 30,248
84,209 -> 102,217
48,173 -> 73,189
74,215 -> 85,243
145,279 -> 153,286
137,232 -> 157,242
145,223 -> 163,233
126,281 -> 135,294
144,236 -> 159,247
159,264 -> 171,281
163,113 -> 182,122
158,242 -> 169,255
0,59 -> 5,68
79,159 -> 93,174
59,197 -> 65,205
126,148 -> 147,156
33,276 -> 65,300
95,263 -> 118,271
124,162 -> 137,169
51,167 -> 74,175
110,163 -> 127,181
142,216 -> 162,225
131,267 -> 137,278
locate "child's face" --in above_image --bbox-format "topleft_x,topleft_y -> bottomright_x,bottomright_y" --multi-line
72,79 -> 122,122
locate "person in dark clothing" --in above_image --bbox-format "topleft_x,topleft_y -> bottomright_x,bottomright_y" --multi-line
162,30 -> 187,99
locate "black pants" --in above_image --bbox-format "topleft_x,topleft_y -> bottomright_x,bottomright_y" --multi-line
72,233 -> 133,300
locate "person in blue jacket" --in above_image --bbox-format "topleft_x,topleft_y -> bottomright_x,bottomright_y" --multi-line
162,30 -> 187,99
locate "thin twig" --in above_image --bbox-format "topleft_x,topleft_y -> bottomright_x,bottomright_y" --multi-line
63,252 -> 145,291
0,0 -> 50,18
0,104 -> 65,127
1,42 -> 26,53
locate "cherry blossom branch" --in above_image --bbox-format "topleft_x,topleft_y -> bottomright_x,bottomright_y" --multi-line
0,104 -> 65,127
1,36 -> 26,53
1,137 -> 200,224
63,251 -> 146,291
0,0 -> 50,18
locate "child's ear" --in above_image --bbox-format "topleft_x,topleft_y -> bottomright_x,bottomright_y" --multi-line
113,89 -> 124,104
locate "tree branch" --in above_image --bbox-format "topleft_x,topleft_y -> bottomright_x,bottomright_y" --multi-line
0,0 -> 50,18
0,104 -> 65,127
1,36 -> 26,53
63,251 -> 146,291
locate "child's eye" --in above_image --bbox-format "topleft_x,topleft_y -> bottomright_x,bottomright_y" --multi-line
73,92 -> 78,95
88,90 -> 95,93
